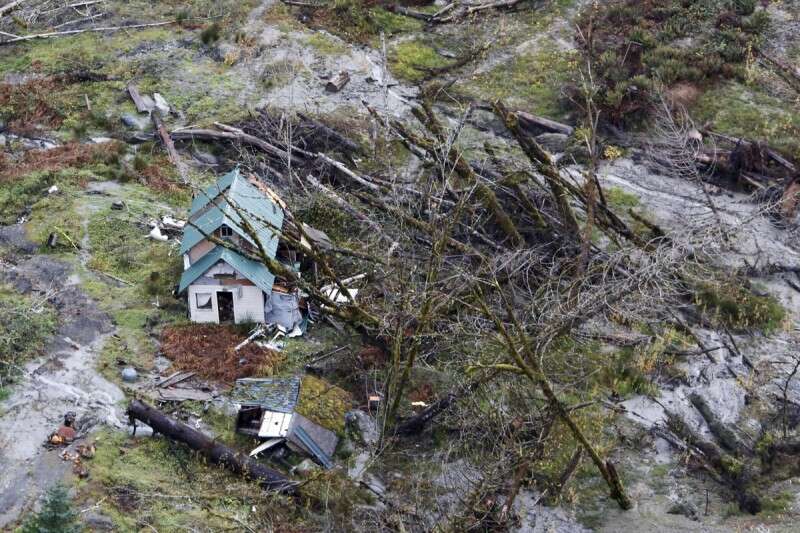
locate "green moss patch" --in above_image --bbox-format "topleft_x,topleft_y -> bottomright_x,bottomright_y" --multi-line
308,33 -> 348,56
694,279 -> 785,333
389,40 -> 449,83
461,43 -> 578,120
692,81 -> 800,158
297,375 -> 352,433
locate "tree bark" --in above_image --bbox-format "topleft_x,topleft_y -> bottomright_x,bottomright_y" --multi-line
126,400 -> 298,494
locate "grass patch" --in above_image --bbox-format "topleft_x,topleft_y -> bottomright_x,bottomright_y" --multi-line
26,194 -> 84,252
86,208 -> 180,297
694,279 -> 785,333
0,285 -> 57,389
759,491 -> 794,518
307,33 -> 348,56
692,81 -> 800,158
79,428 -> 297,531
605,186 -> 640,210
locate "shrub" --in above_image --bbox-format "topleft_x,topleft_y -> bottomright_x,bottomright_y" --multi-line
576,0 -> 770,123
200,22 -> 221,45
21,484 -> 81,533
694,280 -> 785,333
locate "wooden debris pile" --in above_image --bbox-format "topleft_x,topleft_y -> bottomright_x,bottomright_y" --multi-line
701,130 -> 800,218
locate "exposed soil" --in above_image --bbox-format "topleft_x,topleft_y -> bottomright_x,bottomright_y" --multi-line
0,253 -> 124,528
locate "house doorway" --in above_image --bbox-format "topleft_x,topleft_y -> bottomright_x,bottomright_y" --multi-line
217,291 -> 234,323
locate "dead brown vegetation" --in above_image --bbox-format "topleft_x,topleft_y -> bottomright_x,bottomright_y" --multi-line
0,78 -> 65,133
0,141 -> 119,181
160,324 -> 283,383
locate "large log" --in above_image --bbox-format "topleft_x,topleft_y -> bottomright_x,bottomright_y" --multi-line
151,110 -> 189,184
126,400 -> 298,494
517,111 -> 574,136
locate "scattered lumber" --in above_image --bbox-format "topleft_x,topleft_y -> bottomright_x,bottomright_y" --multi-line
157,388 -> 214,402
127,400 -> 298,494
0,20 -> 175,45
325,71 -> 350,93
156,370 -> 196,388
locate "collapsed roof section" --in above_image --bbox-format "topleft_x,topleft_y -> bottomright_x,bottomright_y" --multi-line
180,167 -> 285,259
177,246 -> 276,294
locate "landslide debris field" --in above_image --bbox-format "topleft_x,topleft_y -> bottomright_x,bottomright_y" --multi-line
1,0 -> 800,531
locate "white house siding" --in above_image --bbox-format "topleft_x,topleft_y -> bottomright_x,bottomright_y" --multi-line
187,283 -> 265,324
233,285 -> 265,323
188,284 -> 222,323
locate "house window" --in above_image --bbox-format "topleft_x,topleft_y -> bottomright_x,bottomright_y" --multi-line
196,293 -> 213,310
219,225 -> 233,238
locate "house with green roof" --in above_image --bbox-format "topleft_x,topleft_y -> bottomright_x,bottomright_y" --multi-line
178,168 -> 294,325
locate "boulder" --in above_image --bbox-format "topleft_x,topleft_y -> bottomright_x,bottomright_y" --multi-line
535,133 -> 569,154
120,114 -> 147,130
293,458 -> 320,477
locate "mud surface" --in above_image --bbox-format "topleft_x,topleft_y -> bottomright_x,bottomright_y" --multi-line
0,242 -> 124,527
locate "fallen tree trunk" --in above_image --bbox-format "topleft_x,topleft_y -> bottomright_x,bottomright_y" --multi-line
0,20 -> 174,44
170,124 -> 300,165
152,110 -> 189,184
126,400 -> 298,494
517,111 -> 574,136
395,372 -> 497,435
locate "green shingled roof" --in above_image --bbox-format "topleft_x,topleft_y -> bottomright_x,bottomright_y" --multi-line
178,246 -> 276,294
181,168 -> 284,258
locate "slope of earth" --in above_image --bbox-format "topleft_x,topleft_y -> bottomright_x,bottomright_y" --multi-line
1,0 -> 799,531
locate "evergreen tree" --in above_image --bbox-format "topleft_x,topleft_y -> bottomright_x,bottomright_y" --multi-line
21,484 -> 82,533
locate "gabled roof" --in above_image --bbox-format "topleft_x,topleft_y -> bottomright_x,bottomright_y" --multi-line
178,246 -> 276,294
180,168 -> 284,258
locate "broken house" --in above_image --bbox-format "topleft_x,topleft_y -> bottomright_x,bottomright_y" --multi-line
233,377 -> 338,468
178,168 -> 305,327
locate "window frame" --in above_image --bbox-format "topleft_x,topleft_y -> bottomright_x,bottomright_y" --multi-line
195,292 -> 213,310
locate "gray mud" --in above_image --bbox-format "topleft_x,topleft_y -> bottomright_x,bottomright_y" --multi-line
0,245 -> 124,528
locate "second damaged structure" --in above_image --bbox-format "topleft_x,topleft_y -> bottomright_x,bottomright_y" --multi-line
233,377 -> 338,469
178,168 -> 308,328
